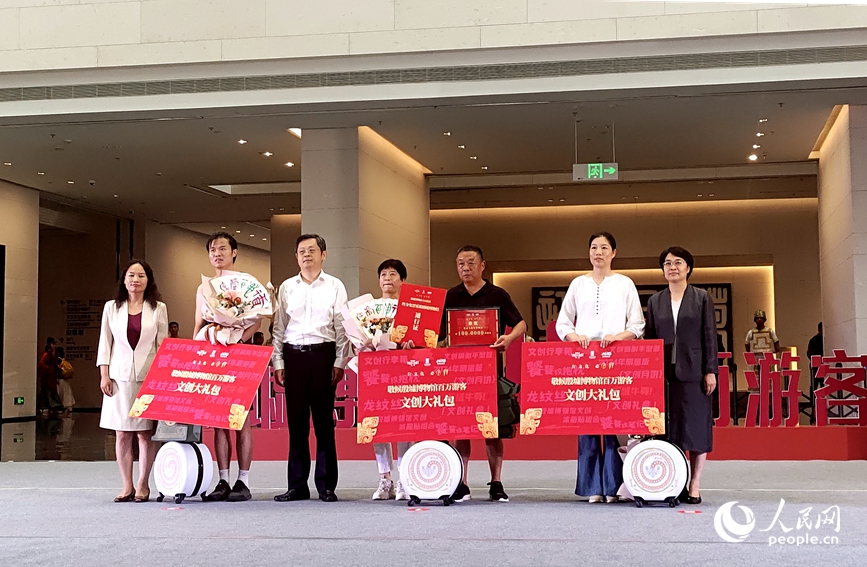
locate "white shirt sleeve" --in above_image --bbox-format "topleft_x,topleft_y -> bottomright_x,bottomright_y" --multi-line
555,279 -> 579,340
270,281 -> 289,371
333,280 -> 350,369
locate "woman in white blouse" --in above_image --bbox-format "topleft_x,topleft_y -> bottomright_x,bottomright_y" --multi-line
97,260 -> 168,503
556,232 -> 645,503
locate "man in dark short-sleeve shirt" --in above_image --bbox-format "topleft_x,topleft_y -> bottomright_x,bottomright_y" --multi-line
440,245 -> 526,503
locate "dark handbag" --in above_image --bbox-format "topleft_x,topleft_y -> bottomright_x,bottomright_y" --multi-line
497,376 -> 520,439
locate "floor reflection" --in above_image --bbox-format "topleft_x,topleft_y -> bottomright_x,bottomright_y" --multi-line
34,412 -> 115,461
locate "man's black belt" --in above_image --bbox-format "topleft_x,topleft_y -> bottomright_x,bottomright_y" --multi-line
283,342 -> 335,353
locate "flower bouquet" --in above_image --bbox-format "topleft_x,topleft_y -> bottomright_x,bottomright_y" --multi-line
341,294 -> 398,374
196,272 -> 273,345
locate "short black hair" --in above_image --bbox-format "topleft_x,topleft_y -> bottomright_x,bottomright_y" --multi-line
456,245 -> 484,261
253,331 -> 264,339
588,231 -> 616,249
377,259 -> 407,280
296,233 -> 327,253
658,246 -> 695,278
55,347 -> 65,358
169,321 -> 179,327
206,232 -> 238,264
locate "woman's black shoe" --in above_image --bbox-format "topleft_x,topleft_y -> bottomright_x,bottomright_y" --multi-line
684,495 -> 702,504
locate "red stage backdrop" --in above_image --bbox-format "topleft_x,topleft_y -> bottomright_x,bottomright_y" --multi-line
356,346 -> 498,443
130,338 -> 272,430
520,340 -> 665,435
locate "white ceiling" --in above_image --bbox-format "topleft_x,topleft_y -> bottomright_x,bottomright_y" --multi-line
1,82 -> 862,226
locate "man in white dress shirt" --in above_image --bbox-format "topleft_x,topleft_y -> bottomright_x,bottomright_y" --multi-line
272,234 -> 351,503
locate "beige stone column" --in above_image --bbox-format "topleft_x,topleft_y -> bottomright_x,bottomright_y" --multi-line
818,105 -> 867,354
0,180 -> 39,420
299,127 -> 430,297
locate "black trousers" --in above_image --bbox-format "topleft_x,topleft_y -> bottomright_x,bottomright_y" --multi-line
283,343 -> 338,494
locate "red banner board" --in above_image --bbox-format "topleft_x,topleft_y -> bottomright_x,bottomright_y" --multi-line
519,340 -> 665,436
391,284 -> 447,348
447,307 -> 499,347
356,346 -> 498,443
130,338 -> 272,430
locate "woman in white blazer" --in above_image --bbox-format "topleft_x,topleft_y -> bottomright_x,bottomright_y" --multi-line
97,259 -> 168,503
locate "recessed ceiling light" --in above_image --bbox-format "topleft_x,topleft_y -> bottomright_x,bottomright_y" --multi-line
457,145 -> 465,149
753,144 -> 761,149
220,226 -> 226,229
262,238 -> 267,241
756,132 -> 765,137
469,156 -> 477,160
548,199 -> 554,202
284,161 -> 294,167
481,166 -> 488,170
3,162 -> 11,166
279,208 -> 285,211
697,194 -> 703,197
249,234 -> 254,237
235,230 -> 241,233
238,139 -> 247,144
269,208 -> 274,212
759,118 -> 768,123
67,180 -> 74,184
443,132 -> 451,136
37,172 -> 45,175
709,193 -> 716,197
288,128 -> 302,138
559,198 -> 565,202
261,151 -> 273,157
113,194 -> 118,198
749,154 -> 758,161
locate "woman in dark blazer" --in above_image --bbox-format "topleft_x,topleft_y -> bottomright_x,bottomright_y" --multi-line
645,246 -> 718,504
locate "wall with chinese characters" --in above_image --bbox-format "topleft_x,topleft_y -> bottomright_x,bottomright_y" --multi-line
430,197 -> 820,392
38,205 -> 134,410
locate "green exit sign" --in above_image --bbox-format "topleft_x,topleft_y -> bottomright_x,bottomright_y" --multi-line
573,162 -> 619,181
13,397 -> 24,406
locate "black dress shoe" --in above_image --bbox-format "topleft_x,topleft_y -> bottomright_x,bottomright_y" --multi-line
684,495 -> 702,505
319,490 -> 338,502
202,479 -> 232,502
227,480 -> 252,502
274,489 -> 310,502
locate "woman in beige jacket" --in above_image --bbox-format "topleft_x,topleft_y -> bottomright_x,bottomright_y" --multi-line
97,259 -> 168,503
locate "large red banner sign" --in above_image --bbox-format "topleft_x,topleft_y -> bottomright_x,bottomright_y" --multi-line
356,346 -> 498,443
130,338 -> 272,430
520,340 -> 665,436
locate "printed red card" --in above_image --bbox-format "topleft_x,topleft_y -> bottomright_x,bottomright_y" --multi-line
447,307 -> 499,347
356,346 -> 498,443
519,340 -> 665,436
129,338 -> 272,430
390,284 -> 447,348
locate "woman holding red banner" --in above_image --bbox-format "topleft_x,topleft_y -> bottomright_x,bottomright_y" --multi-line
645,246 -> 718,505
556,231 -> 645,503
369,259 -> 414,500
97,259 -> 168,503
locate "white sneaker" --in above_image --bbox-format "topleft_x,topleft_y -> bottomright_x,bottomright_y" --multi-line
372,478 -> 394,500
394,480 -> 409,501
605,495 -> 619,503
588,495 -> 604,503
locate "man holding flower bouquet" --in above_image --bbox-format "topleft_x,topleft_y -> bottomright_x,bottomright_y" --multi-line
194,232 -> 265,502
